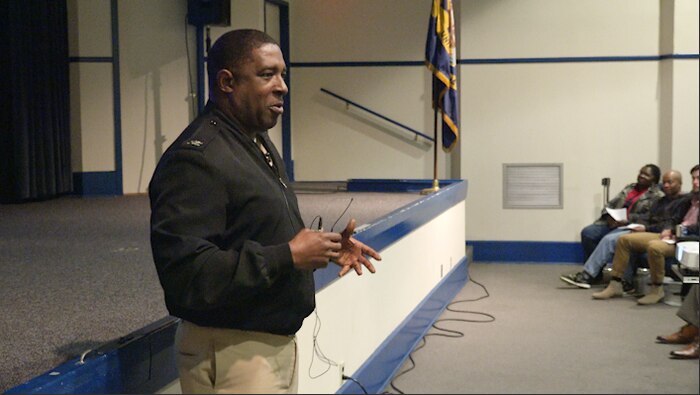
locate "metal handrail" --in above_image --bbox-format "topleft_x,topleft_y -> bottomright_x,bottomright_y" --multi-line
320,88 -> 434,143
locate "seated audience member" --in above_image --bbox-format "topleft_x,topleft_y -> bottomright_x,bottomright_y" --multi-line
593,165 -> 698,304
561,165 -> 666,290
657,284 -> 699,359
579,164 -> 663,261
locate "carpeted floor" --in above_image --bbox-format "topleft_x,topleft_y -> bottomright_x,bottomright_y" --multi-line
4,192 -> 697,394
0,189 -> 419,392
382,262 -> 699,394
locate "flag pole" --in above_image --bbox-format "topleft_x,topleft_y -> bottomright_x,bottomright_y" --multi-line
423,0 -> 458,195
421,107 -> 440,195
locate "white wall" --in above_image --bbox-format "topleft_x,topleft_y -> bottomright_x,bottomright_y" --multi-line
117,0 -> 268,193
68,0 -> 699,243
669,0 -> 700,175
288,0 -> 698,242
671,59 -> 699,175
289,0 -> 448,181
459,0 -> 663,241
67,0 -> 114,172
117,0 -> 194,193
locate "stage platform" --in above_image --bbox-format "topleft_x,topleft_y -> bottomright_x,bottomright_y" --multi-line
1,180 -> 466,393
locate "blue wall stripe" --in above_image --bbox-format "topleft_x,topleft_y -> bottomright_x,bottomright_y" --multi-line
111,0 -> 123,195
660,53 -> 700,60
293,60 -> 425,67
468,240 -> 583,263
195,26 -> 205,113
292,54 -> 699,68
72,172 -> 118,196
276,2 -> 294,181
459,54 -> 699,64
77,54 -> 699,68
68,57 -> 113,63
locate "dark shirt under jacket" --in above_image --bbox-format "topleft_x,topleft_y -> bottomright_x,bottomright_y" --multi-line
149,101 -> 314,335
668,193 -> 699,236
639,193 -> 685,234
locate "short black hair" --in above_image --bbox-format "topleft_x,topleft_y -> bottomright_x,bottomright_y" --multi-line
206,29 -> 279,90
691,164 -> 699,174
644,163 -> 661,184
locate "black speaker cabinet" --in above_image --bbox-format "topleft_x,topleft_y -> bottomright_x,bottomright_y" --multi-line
187,0 -> 231,27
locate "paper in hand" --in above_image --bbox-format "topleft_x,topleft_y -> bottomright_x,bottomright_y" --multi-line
605,207 -> 627,222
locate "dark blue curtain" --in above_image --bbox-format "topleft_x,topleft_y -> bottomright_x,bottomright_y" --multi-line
1,1 -> 72,203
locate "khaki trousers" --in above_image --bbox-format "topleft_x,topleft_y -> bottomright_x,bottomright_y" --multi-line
610,232 -> 674,285
175,320 -> 298,394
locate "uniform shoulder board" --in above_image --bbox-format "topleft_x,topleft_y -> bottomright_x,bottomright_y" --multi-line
180,117 -> 221,150
183,139 -> 205,148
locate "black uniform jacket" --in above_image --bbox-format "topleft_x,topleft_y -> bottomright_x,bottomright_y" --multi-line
669,193 -> 699,236
148,101 -> 314,335
640,193 -> 685,233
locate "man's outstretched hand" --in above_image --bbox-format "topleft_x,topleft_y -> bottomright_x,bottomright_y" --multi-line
334,219 -> 382,277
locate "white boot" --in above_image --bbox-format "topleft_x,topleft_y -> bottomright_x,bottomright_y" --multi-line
637,284 -> 665,305
592,280 -> 623,299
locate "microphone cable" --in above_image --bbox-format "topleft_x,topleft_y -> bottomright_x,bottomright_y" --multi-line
385,277 -> 495,394
330,198 -> 354,232
307,307 -> 337,379
307,308 -> 369,393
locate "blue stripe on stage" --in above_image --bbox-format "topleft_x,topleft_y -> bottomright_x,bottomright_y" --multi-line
347,178 -> 461,193
314,180 -> 468,291
5,317 -> 179,394
338,257 -> 468,394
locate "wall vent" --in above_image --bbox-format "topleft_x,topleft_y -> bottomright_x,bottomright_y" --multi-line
503,163 -> 563,209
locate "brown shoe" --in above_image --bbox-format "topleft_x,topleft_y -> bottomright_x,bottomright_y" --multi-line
670,336 -> 699,359
656,324 -> 699,344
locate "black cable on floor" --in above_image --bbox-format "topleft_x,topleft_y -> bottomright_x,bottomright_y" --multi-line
384,277 -> 495,394
343,374 -> 369,394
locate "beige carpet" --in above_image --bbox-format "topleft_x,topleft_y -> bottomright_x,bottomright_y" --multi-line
383,262 -> 699,394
